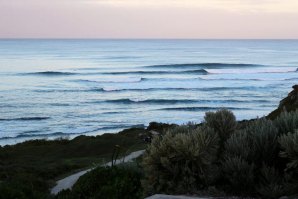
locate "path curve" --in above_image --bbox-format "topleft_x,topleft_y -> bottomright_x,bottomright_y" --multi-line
51,150 -> 145,195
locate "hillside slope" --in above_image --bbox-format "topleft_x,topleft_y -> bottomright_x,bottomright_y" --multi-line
267,85 -> 298,119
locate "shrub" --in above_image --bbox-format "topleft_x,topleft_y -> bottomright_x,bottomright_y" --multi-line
279,131 -> 298,170
164,124 -> 197,135
225,118 -> 279,166
273,110 -> 298,135
224,129 -> 255,170
204,109 -> 237,142
223,118 -> 281,195
257,165 -> 286,199
279,131 -> 298,198
222,156 -> 255,194
246,119 -> 279,166
142,127 -> 219,195
0,173 -> 48,199
55,164 -> 143,199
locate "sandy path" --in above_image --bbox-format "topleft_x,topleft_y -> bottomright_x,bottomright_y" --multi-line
51,150 -> 145,195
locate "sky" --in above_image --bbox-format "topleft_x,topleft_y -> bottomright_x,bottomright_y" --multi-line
0,0 -> 298,39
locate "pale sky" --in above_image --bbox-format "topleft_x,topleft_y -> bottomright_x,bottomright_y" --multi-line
1,0 -> 298,39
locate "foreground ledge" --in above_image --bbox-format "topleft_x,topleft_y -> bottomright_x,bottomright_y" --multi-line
145,195 -> 210,199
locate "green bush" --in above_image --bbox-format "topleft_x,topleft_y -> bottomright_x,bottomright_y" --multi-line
273,110 -> 298,135
222,156 -> 255,194
257,165 -> 286,199
246,119 -> 279,166
223,118 -> 282,196
204,109 -> 237,142
142,110 -> 298,197
279,131 -> 298,195
224,130 -> 254,161
56,164 -> 143,199
165,125 -> 195,135
225,118 -> 279,166
0,173 -> 48,199
142,127 -> 219,195
279,131 -> 298,170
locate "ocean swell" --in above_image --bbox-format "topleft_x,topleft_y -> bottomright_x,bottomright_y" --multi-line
205,67 -> 297,74
0,117 -> 51,121
23,71 -> 77,76
144,63 -> 262,69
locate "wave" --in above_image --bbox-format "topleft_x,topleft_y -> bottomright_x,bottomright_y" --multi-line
144,63 -> 262,69
35,86 -> 256,93
199,76 -> 298,81
24,71 -> 77,76
76,77 -> 143,83
0,132 -> 76,140
34,88 -> 105,93
101,69 -> 207,75
90,98 -> 271,105
0,125 -> 139,140
0,117 -> 50,121
158,107 -> 251,111
24,69 -> 206,76
205,67 -> 297,74
101,99 -> 198,104
34,86 -> 272,93
102,86 -> 269,92
285,77 -> 298,81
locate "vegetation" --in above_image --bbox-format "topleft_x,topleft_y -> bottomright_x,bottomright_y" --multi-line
0,127 -> 147,199
55,163 -> 143,199
142,126 -> 219,194
1,86 -> 298,198
143,109 -> 298,198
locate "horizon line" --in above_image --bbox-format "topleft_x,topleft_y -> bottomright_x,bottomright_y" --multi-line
1,38 -> 298,40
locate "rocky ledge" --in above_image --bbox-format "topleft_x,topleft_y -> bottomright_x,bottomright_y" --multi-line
267,85 -> 298,119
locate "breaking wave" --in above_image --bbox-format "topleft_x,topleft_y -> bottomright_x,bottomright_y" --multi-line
144,63 -> 262,69
23,71 -> 77,76
205,67 -> 297,74
0,117 -> 51,121
158,107 -> 251,111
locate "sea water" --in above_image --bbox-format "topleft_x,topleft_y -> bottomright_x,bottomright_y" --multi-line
0,39 -> 297,145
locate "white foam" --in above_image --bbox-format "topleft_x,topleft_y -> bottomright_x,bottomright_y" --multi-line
86,77 -> 142,83
103,87 -> 120,91
205,67 -> 297,74
199,76 -> 294,81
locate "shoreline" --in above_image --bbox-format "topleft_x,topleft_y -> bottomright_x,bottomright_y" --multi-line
0,85 -> 297,198
0,117 -> 259,147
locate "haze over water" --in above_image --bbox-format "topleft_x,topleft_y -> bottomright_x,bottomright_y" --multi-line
0,39 -> 298,145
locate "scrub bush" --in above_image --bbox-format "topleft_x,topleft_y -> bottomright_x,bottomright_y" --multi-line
273,110 -> 298,135
142,127 -> 219,194
279,131 -> 298,170
257,165 -> 286,199
55,163 -> 143,199
222,156 -> 255,194
204,109 -> 237,142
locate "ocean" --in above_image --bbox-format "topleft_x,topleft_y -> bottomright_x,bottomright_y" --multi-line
0,39 -> 297,145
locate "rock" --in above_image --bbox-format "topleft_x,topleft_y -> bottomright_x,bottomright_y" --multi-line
150,130 -> 160,135
278,196 -> 288,199
147,122 -> 178,134
145,194 -> 210,199
267,85 -> 298,119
